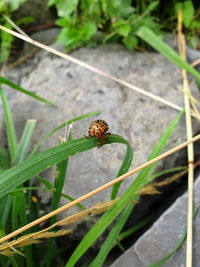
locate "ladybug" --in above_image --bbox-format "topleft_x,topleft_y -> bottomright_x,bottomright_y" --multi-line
86,119 -> 111,147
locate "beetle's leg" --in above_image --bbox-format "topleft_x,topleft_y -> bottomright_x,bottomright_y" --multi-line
97,133 -> 111,147
84,131 -> 91,139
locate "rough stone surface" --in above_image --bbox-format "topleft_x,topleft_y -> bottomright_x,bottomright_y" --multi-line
2,29 -> 200,219
111,173 -> 200,267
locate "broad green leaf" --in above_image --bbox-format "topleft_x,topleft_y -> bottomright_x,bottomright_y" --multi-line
123,35 -> 138,50
182,1 -> 194,27
55,0 -> 78,17
0,21 -> 13,63
0,0 -> 7,12
174,1 -> 194,27
0,76 -> 56,107
47,0 -> 55,8
105,0 -> 134,19
118,24 -> 131,37
136,26 -> 200,83
7,0 -> 27,11
80,23 -> 97,40
16,16 -> 35,26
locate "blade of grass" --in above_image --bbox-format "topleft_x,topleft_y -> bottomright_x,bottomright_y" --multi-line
0,76 -> 56,107
0,86 -> 17,162
1,133 -> 200,245
67,110 -> 183,267
149,204 -> 199,267
0,195 -> 12,228
117,215 -> 153,242
0,134 -> 129,199
111,144 -> 133,199
30,109 -> 101,156
0,146 -> 9,170
13,120 -> 36,165
11,192 -> 33,267
136,26 -> 200,83
46,126 -> 72,267
145,166 -> 186,183
37,176 -> 86,210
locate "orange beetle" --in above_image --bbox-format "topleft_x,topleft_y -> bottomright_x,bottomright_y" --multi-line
86,119 -> 111,147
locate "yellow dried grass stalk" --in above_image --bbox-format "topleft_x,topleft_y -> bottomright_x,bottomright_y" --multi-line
0,200 -> 119,256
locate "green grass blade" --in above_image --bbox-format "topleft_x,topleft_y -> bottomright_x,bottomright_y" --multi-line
146,166 -> 186,183
0,86 -> 17,162
65,111 -> 183,267
37,177 -> 86,210
90,110 -> 184,266
117,215 -> 153,241
46,127 -> 72,267
11,192 -> 33,267
13,120 -> 36,165
89,201 -> 137,267
149,204 -> 200,267
0,76 -> 56,107
52,127 -> 72,213
37,176 -> 54,191
0,146 -> 9,169
61,193 -> 86,210
136,109 -> 184,188
111,144 -> 133,199
136,26 -> 200,82
30,109 -> 101,156
0,134 -> 128,198
0,195 -> 12,228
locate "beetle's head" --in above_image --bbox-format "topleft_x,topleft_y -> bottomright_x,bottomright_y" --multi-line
94,130 -> 102,139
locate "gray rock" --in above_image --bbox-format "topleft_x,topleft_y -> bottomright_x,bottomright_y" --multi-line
111,172 -> 200,267
2,38 -> 200,215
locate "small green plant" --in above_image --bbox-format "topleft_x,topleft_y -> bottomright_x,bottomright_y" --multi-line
47,0 -> 161,51
174,1 -> 200,48
47,0 -> 200,52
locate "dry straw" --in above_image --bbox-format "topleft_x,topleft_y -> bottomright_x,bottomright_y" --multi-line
177,10 -> 196,267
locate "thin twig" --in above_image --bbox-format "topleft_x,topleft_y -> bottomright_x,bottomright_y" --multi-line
178,10 -> 194,267
0,25 -> 183,113
0,133 -> 200,244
